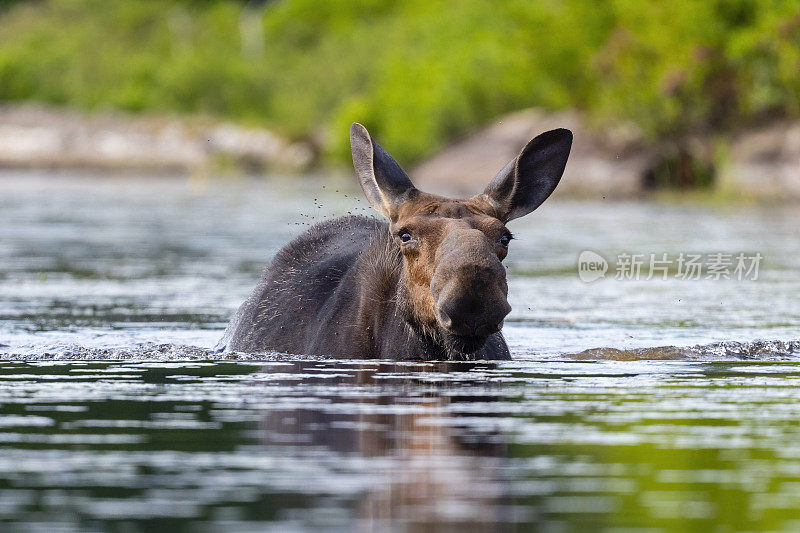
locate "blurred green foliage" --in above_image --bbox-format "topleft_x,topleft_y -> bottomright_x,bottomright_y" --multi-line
0,0 -> 798,164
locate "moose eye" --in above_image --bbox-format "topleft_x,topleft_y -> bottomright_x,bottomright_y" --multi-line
399,231 -> 413,243
499,232 -> 513,248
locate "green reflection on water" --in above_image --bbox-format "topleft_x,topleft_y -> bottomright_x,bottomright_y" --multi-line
1,360 -> 800,532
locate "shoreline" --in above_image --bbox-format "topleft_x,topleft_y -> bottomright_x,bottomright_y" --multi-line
1,103 -> 798,201
0,103 -> 314,175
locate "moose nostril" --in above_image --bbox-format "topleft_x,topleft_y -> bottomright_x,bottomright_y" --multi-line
436,307 -> 453,330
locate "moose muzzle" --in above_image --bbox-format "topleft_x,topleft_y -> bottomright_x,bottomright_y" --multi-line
430,227 -> 511,347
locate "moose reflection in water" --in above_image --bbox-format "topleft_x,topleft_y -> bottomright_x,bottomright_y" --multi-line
254,360 -> 513,528
219,123 -> 573,360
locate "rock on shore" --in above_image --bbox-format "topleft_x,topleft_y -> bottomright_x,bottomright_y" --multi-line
413,108 -> 800,200
2,103 -> 798,199
724,121 -> 800,199
412,109 -> 654,198
0,104 -> 313,173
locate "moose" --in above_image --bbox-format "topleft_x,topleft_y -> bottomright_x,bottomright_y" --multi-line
217,123 -> 572,360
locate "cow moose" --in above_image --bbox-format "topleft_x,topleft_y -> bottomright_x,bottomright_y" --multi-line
217,123 -> 572,360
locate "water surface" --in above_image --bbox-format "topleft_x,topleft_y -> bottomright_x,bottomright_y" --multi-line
3,359 -> 800,531
1,173 -> 799,531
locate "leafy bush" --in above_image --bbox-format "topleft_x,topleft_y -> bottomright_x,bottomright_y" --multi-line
0,0 -> 798,165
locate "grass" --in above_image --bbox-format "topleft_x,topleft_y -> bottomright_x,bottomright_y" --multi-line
0,0 -> 798,167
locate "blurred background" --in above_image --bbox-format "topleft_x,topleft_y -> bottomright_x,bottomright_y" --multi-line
0,0 -> 798,197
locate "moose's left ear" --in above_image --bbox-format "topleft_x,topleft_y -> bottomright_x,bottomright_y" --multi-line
350,123 -> 417,219
482,128 -> 572,222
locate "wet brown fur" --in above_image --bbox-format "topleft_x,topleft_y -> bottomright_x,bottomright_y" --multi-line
217,212 -> 511,360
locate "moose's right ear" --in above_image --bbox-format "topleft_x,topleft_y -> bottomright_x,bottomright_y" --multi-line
350,123 -> 417,219
482,128 -> 572,222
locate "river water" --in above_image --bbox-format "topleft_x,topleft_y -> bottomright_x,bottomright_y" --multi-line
1,173 -> 799,531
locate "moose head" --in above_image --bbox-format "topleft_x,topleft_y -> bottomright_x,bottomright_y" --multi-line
351,123 -> 572,355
